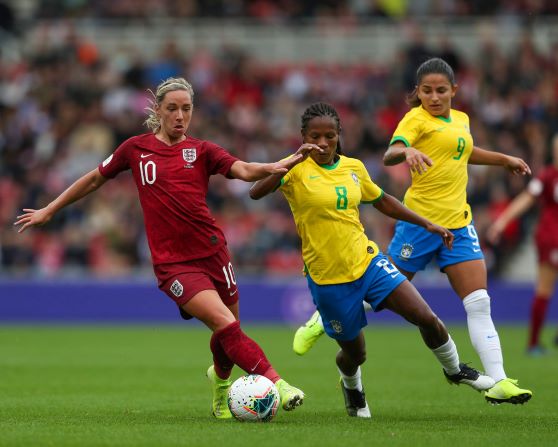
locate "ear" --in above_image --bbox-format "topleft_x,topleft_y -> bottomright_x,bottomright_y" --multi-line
451,84 -> 458,98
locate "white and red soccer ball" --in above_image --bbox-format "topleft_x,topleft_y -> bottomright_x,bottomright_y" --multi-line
227,374 -> 280,422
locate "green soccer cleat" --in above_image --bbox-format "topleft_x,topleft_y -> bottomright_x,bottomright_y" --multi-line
275,379 -> 305,411
206,365 -> 233,419
293,310 -> 325,355
484,378 -> 532,405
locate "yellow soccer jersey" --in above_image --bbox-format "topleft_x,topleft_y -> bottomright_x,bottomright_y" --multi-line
390,105 -> 474,228
279,155 -> 383,285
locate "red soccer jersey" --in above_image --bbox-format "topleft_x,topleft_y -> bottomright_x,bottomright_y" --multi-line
98,133 -> 239,265
528,165 -> 558,245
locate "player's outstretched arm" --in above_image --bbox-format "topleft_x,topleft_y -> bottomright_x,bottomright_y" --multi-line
372,193 -> 453,249
486,190 -> 536,244
383,142 -> 433,174
231,143 -> 320,183
469,146 -> 531,176
14,168 -> 108,233
246,144 -> 322,198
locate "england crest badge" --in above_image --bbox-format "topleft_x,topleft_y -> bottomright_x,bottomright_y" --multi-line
182,148 -> 197,163
170,279 -> 184,297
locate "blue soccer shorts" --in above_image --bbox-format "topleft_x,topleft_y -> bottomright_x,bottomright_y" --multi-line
387,221 -> 485,273
306,253 -> 406,341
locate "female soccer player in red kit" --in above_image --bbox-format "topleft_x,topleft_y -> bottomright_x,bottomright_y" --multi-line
488,134 -> 558,355
14,77 -> 311,419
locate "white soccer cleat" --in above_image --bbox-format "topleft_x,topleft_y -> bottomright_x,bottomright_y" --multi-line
444,363 -> 495,391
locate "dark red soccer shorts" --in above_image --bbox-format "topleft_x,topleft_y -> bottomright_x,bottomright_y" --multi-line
536,237 -> 558,268
154,245 -> 240,309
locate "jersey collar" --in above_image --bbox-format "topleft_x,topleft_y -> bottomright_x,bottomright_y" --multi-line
318,156 -> 341,170
420,105 -> 452,123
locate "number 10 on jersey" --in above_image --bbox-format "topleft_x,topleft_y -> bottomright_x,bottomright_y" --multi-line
139,161 -> 157,185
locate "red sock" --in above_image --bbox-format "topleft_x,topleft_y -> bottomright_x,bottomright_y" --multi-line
210,331 -> 234,380
529,295 -> 549,347
215,321 -> 281,383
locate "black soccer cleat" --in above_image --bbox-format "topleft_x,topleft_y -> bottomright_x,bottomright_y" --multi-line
339,379 -> 371,418
443,363 -> 495,391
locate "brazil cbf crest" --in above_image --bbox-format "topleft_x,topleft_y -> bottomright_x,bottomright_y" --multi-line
330,320 -> 343,334
400,243 -> 414,260
182,148 -> 197,163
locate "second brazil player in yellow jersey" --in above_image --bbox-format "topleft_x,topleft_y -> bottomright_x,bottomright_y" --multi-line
250,102 -> 494,418
383,58 -> 532,405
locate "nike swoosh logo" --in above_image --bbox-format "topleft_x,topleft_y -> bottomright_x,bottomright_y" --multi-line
229,290 -> 237,296
391,273 -> 399,278
487,335 -> 498,339
436,127 -> 445,132
473,248 -> 481,252
309,175 -> 320,179
140,154 -> 153,158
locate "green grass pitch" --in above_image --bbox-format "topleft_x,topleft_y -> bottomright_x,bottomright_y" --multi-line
1,324 -> 557,447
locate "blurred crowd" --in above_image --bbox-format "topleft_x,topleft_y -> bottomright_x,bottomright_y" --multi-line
1,10 -> 558,279
4,0 -> 558,23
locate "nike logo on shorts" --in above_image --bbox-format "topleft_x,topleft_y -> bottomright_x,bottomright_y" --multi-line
140,153 -> 153,158
229,290 -> 237,296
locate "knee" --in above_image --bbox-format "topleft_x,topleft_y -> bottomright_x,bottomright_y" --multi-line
417,310 -> 442,331
462,289 -> 490,316
352,349 -> 366,366
199,308 -> 236,332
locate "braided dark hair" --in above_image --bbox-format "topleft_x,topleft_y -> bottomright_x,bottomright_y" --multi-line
407,58 -> 456,107
301,102 -> 343,155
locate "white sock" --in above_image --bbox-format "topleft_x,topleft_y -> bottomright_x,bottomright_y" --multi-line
338,366 -> 363,391
431,335 -> 460,375
463,289 -> 506,382
362,301 -> 372,312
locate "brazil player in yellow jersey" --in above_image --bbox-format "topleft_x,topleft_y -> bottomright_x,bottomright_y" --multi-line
293,59 -> 533,405
250,102 -> 494,418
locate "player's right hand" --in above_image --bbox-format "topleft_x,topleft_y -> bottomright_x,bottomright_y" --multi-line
405,147 -> 433,175
14,208 -> 53,233
425,222 -> 454,249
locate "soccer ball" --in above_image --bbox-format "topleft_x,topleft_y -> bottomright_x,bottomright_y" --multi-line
227,374 -> 280,422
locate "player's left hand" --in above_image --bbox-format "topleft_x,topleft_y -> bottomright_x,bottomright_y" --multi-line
425,223 -> 454,249
505,156 -> 531,176
268,144 -> 323,173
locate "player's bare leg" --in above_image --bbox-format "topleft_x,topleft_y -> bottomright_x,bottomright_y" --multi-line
383,280 -> 494,391
336,333 -> 371,418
